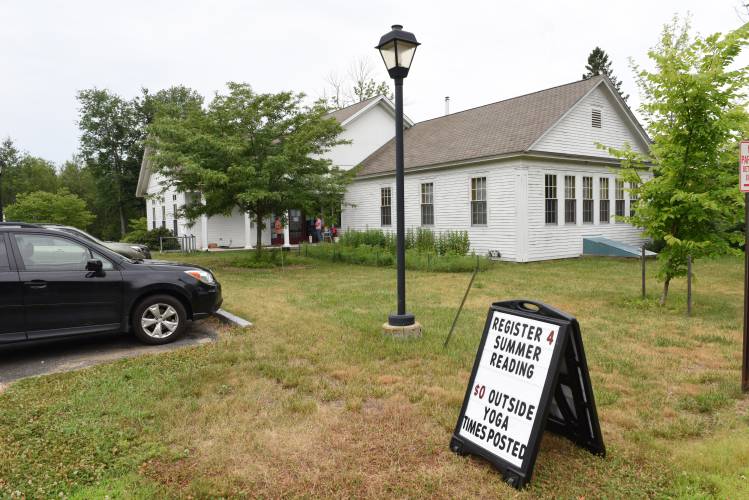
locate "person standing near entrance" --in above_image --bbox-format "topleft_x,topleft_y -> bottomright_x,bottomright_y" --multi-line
274,216 -> 283,244
314,215 -> 322,243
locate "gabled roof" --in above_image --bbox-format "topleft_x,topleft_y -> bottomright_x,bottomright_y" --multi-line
326,95 -> 414,127
357,76 -> 648,177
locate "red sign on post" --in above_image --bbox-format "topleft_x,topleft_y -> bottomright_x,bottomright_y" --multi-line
741,141 -> 749,192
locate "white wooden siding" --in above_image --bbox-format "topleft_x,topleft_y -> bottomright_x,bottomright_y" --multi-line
532,85 -> 648,158
522,159 -> 650,262
325,103 -> 397,170
343,159 -> 521,260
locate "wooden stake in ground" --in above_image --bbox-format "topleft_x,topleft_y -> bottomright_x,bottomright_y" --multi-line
443,260 -> 479,348
641,246 -> 646,299
687,254 -> 692,316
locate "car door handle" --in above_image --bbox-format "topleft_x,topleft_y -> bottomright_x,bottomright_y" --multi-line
24,280 -> 47,289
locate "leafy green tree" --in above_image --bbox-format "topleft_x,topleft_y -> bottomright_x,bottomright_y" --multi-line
148,82 -> 347,249
77,89 -> 146,238
58,158 -> 96,203
607,18 -> 749,305
583,46 -> 629,101
5,189 -> 94,228
140,85 -> 204,124
0,137 -> 22,220
1,155 -> 58,205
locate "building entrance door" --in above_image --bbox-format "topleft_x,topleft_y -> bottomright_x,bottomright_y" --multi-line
289,209 -> 305,244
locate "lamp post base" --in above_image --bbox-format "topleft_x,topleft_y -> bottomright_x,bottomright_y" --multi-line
383,320 -> 422,339
388,312 -> 415,326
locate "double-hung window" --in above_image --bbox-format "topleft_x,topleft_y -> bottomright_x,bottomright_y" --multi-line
630,182 -> 639,217
615,179 -> 625,219
421,183 -> 434,226
471,177 -> 487,225
582,177 -> 593,223
545,174 -> 557,224
380,187 -> 392,226
161,205 -> 167,228
152,206 -> 157,229
564,175 -> 576,224
599,178 -> 610,224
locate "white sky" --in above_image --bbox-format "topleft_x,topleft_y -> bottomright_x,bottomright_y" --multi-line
1,0 -> 747,165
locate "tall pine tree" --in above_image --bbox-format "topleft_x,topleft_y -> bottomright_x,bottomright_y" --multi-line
583,46 -> 629,102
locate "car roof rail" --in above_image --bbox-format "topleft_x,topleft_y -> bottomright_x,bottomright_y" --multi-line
0,221 -> 42,228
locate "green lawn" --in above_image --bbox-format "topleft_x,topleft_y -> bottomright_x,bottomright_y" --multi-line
1,252 -> 747,498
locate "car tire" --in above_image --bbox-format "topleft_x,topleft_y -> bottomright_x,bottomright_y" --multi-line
132,294 -> 187,345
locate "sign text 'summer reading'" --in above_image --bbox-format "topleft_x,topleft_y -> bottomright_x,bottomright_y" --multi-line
450,300 -> 605,489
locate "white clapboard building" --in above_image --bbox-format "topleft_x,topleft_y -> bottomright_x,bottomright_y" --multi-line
136,96 -> 412,249
341,75 -> 651,262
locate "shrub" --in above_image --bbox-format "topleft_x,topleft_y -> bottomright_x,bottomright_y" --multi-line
123,219 -> 180,250
339,228 -> 471,256
5,189 -> 94,229
302,243 -> 488,273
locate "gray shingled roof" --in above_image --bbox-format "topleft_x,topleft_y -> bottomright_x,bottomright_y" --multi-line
358,76 -> 604,177
326,96 -> 380,124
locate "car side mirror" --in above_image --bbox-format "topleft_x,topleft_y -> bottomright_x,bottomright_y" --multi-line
86,259 -> 104,275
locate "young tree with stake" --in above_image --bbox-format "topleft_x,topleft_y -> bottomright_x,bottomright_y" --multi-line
607,18 -> 749,305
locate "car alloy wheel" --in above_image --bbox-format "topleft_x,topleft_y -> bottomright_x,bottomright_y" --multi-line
140,303 -> 179,339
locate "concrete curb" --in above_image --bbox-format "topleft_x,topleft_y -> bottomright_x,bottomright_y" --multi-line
213,309 -> 253,328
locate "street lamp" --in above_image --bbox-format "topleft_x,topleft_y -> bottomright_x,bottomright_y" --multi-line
376,24 -> 420,331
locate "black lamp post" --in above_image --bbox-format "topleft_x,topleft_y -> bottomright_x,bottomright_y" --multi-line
376,24 -> 420,328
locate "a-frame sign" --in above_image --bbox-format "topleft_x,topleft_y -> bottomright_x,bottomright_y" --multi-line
449,300 -> 605,489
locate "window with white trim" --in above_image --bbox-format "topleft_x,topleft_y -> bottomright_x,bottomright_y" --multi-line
615,179 -> 625,219
380,187 -> 392,226
599,177 -> 610,224
471,177 -> 487,225
630,182 -> 639,217
161,205 -> 166,228
152,207 -> 156,229
420,182 -> 434,226
564,175 -> 576,224
544,174 -> 557,224
582,177 -> 593,224
173,204 -> 179,235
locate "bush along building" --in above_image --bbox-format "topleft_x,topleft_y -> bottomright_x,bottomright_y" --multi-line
342,75 -> 651,262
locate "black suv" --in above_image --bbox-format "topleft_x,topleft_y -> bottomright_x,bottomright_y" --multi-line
0,223 -> 222,345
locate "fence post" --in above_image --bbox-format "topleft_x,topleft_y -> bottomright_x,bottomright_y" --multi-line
687,254 -> 692,316
160,237 -> 163,254
641,246 -> 646,299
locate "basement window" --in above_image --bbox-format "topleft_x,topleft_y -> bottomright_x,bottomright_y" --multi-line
591,109 -> 602,128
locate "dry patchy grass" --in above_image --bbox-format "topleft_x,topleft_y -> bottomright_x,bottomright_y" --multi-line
1,253 -> 747,498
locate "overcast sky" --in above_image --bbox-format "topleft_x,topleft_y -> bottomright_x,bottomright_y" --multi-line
1,0 -> 747,165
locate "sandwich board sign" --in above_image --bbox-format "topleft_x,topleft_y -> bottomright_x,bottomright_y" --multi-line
449,300 -> 605,489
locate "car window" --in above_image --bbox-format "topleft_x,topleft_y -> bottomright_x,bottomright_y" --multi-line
14,234 -> 92,271
91,250 -> 114,270
0,235 -> 9,269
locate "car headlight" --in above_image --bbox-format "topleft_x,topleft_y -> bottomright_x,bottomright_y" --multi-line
184,269 -> 215,285
130,246 -> 145,253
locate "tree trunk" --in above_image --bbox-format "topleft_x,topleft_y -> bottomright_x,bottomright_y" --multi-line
660,277 -> 671,305
255,212 -> 263,251
118,203 -> 127,237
